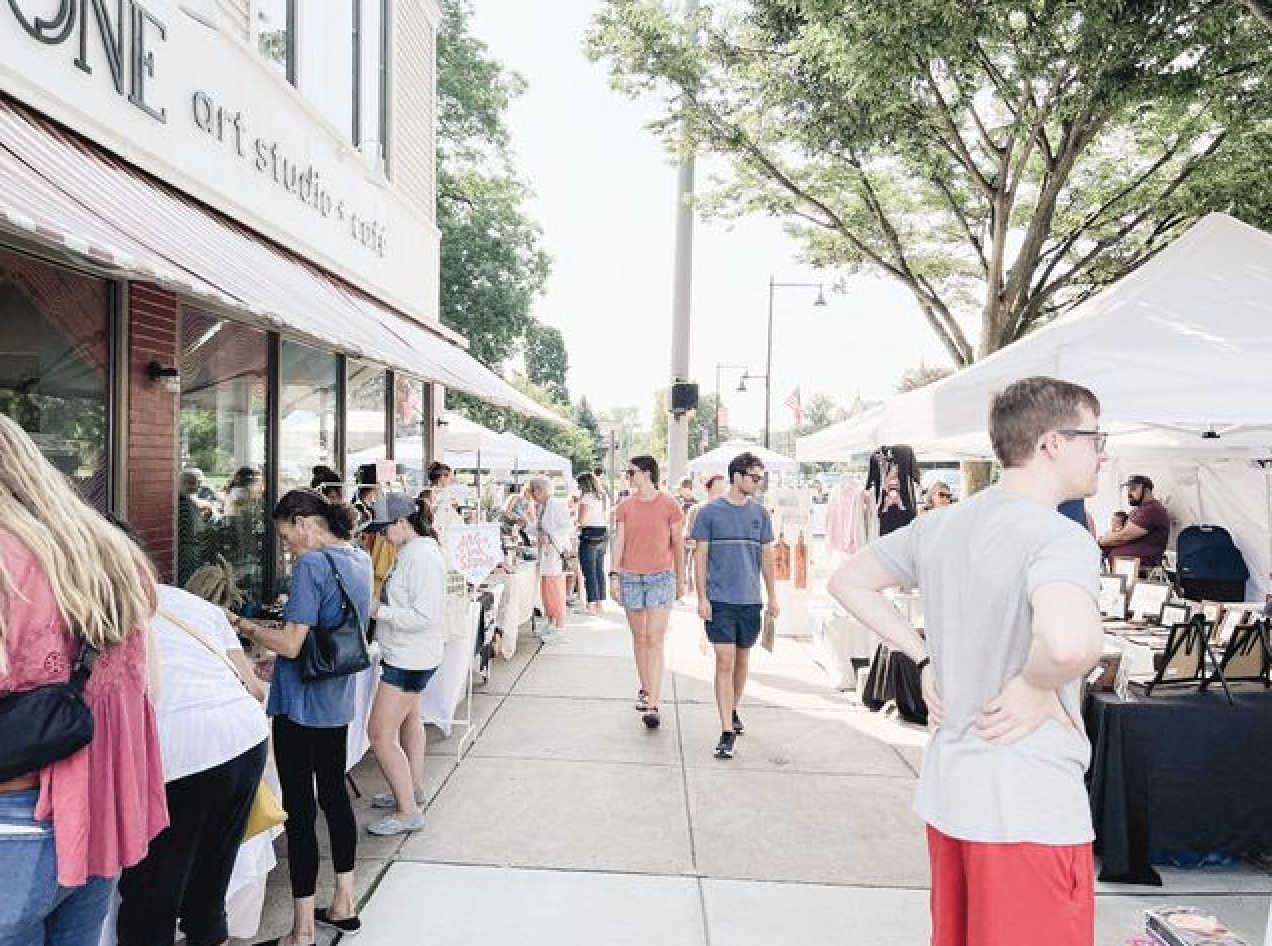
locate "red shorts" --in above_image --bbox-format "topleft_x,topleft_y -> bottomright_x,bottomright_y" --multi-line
927,825 -> 1094,946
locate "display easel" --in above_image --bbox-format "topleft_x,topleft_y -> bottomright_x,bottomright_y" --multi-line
1144,614 -> 1233,704
1213,617 -> 1272,687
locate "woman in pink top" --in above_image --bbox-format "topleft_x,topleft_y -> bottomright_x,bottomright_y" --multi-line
0,415 -> 167,946
609,455 -> 684,729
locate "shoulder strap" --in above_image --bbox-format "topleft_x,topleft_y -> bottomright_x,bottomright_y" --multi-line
67,640 -> 99,693
318,548 -> 364,627
159,607 -> 248,690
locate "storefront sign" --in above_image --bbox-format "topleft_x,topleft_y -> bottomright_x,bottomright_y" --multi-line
445,525 -> 503,586
191,90 -> 386,256
6,0 -> 168,123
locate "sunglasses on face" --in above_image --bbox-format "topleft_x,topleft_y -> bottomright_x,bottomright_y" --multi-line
934,492 -> 951,499
743,471 -> 765,482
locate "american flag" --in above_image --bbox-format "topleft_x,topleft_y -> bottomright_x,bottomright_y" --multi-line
785,387 -> 803,426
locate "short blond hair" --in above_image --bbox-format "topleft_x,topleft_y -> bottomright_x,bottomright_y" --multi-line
989,377 -> 1100,468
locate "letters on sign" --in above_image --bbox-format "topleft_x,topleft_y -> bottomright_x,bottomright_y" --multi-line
444,525 -> 502,587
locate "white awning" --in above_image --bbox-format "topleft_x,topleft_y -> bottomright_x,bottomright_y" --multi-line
0,94 -> 558,423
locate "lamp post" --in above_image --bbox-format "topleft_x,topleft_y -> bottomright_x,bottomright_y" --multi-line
714,363 -> 748,447
764,276 -> 826,448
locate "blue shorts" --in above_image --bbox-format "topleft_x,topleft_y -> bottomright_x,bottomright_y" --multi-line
705,601 -> 763,648
618,570 -> 675,610
380,661 -> 437,694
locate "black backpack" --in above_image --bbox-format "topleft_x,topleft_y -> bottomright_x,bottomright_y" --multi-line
1176,524 -> 1249,602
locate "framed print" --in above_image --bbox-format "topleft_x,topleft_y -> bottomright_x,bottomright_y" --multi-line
1213,606 -> 1249,647
1111,557 -> 1140,587
1127,581 -> 1170,622
1159,602 -> 1191,627
1216,620 -> 1271,684
1098,586 -> 1128,620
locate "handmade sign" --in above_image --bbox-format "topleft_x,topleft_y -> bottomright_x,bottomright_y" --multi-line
445,524 -> 502,585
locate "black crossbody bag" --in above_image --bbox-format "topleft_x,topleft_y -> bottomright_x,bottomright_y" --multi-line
0,642 -> 98,782
296,550 -> 371,683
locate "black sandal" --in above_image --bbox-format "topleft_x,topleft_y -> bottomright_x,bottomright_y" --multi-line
642,706 -> 661,729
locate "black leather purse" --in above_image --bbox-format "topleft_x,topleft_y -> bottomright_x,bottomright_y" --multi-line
296,550 -> 371,683
0,642 -> 97,782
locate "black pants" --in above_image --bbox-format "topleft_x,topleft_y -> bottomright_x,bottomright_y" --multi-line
579,527 -> 608,603
272,715 -> 357,899
116,739 -> 268,946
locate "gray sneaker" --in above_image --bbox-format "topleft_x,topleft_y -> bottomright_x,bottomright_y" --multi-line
370,788 -> 426,810
367,811 -> 425,836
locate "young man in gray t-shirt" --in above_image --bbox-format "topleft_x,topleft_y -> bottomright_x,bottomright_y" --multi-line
829,377 -> 1106,946
692,451 -> 778,760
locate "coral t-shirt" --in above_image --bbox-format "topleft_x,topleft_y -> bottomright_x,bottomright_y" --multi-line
615,493 -> 683,574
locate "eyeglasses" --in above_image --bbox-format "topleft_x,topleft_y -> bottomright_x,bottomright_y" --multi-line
1057,429 -> 1108,452
743,471 -> 765,482
934,492 -> 952,500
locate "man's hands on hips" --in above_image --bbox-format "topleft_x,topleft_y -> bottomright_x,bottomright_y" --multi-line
976,676 -> 1071,746
920,664 -> 943,727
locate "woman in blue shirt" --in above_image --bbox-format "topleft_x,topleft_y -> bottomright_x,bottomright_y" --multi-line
229,489 -> 372,946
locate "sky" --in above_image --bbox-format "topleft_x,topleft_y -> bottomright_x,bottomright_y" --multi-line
468,0 -> 953,434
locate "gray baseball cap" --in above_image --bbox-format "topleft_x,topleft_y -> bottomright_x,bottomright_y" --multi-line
364,492 -> 419,532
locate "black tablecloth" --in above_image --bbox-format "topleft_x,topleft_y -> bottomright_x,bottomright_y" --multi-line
1085,687 -> 1272,884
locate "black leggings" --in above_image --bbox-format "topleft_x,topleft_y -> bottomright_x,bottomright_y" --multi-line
273,715 -> 357,898
117,739 -> 268,946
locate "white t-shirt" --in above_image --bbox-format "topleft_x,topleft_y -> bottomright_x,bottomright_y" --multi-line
577,494 -> 607,528
152,585 -> 269,783
377,536 -> 447,671
535,496 -> 576,576
870,487 -> 1101,845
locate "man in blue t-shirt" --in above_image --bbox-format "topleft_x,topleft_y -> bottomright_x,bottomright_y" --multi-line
691,451 -> 779,759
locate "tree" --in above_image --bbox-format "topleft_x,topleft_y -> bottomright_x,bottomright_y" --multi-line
589,2 -> 1272,362
575,395 -> 602,441
523,323 -> 570,404
795,393 -> 847,437
896,362 -> 954,394
437,0 -> 550,368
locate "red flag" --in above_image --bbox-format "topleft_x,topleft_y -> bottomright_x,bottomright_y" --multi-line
784,387 -> 803,426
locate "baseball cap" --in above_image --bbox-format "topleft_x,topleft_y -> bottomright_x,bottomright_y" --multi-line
1121,474 -> 1154,491
363,492 -> 419,532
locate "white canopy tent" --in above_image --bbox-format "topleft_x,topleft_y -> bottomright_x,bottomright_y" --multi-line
688,440 -> 799,476
801,213 -> 1272,598
349,414 -> 572,478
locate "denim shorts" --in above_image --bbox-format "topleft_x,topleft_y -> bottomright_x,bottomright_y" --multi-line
0,789 -> 115,946
618,570 -> 675,610
380,661 -> 438,694
705,601 -> 763,648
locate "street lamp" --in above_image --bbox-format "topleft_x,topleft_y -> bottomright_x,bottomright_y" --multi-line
714,363 -> 748,445
764,276 -> 826,448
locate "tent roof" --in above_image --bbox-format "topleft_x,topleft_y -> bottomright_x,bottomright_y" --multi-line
687,440 -> 798,475
873,213 -> 1272,451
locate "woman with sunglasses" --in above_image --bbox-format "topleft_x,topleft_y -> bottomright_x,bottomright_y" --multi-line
922,481 -> 954,512
609,456 -> 684,728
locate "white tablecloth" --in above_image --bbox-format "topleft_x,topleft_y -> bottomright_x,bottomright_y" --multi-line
809,604 -> 876,690
419,598 -> 483,736
493,564 -> 539,659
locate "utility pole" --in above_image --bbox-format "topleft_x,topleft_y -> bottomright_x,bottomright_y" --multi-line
666,0 -> 699,487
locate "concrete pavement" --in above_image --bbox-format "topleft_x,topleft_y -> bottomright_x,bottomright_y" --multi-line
252,596 -> 1272,946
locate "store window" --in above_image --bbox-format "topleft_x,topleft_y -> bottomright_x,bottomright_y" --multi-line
394,374 -> 427,493
297,1 -> 355,140
346,358 -> 387,487
256,0 -> 294,83
0,248 -> 111,511
177,310 -> 269,602
280,339 -> 338,495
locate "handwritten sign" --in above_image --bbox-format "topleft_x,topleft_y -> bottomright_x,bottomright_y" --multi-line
444,524 -> 502,586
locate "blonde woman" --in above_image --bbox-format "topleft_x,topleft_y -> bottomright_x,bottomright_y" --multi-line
0,414 -> 167,946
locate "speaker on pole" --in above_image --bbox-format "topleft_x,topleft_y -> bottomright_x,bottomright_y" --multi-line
670,381 -> 699,415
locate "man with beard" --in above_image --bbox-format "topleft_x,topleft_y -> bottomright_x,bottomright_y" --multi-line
1097,474 -> 1169,567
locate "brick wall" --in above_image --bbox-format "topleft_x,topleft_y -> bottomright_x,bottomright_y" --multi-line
126,283 -> 179,581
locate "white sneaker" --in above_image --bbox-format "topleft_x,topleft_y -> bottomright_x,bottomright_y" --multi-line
539,626 -> 568,644
370,788 -> 426,810
367,811 -> 425,836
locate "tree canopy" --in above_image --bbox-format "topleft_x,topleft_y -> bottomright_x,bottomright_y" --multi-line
589,1 -> 1272,362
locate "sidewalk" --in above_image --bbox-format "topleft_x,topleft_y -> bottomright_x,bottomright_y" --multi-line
252,597 -> 1272,946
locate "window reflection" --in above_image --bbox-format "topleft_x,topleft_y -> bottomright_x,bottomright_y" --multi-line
256,0 -> 291,80
346,359 -> 387,484
0,248 -> 110,511
394,374 -> 427,494
177,310 -> 268,602
279,339 -> 338,495
357,0 -> 386,155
